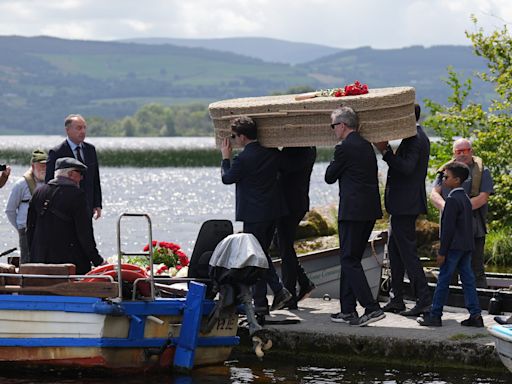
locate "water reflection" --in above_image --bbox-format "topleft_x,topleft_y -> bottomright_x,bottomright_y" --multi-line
0,164 -> 340,258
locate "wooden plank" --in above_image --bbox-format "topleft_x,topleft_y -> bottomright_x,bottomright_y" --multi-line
0,282 -> 119,298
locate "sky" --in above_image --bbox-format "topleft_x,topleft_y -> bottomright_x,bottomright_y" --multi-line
0,0 -> 511,49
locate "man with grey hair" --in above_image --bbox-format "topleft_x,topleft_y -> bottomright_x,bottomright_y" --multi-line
325,106 -> 385,327
27,157 -> 104,274
5,149 -> 48,263
45,114 -> 102,219
430,138 -> 494,288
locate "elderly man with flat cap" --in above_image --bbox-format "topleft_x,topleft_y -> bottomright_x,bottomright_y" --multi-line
5,149 -> 48,263
27,157 -> 104,274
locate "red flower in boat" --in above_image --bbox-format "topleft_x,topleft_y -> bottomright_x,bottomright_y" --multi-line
141,240 -> 189,269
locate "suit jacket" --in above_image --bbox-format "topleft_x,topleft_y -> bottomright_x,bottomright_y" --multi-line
45,140 -> 102,215
439,188 -> 474,255
26,177 -> 103,274
221,141 -> 286,223
325,132 -> 382,221
280,147 -> 316,216
383,124 -> 430,215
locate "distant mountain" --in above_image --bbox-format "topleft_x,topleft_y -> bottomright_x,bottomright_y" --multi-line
0,36 -> 492,135
117,37 -> 342,65
300,45 -> 490,104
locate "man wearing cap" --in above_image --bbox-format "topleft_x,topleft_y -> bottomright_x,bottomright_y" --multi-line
45,114 -> 102,219
5,149 -> 48,263
27,157 -> 104,274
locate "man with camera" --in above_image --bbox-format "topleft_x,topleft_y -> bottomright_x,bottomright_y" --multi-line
0,164 -> 10,188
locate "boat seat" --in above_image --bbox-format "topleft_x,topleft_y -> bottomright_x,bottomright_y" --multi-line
188,220 -> 233,298
19,263 -> 76,287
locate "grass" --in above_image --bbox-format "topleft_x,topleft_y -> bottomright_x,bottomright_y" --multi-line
448,333 -> 488,341
485,229 -> 512,267
0,148 -> 222,167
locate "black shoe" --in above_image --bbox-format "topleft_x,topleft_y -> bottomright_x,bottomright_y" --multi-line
417,313 -> 442,327
461,315 -> 484,328
494,316 -> 512,325
270,288 -> 293,311
382,300 -> 406,313
330,311 -> 358,323
349,309 -> 385,327
254,306 -> 270,316
400,304 -> 431,317
283,299 -> 298,310
297,281 -> 315,302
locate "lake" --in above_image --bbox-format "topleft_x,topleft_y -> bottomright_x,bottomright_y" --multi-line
0,135 -> 352,258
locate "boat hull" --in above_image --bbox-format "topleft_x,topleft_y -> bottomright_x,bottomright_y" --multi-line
489,324 -> 512,373
0,293 -> 238,372
273,231 -> 386,300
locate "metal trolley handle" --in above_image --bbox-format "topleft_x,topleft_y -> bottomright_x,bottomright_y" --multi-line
116,213 -> 155,300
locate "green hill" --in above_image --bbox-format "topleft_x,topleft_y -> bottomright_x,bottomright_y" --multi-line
0,36 -> 491,135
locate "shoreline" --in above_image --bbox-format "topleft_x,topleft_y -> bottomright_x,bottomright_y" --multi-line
235,297 -> 507,373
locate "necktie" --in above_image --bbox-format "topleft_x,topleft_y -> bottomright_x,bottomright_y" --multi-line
75,146 -> 84,163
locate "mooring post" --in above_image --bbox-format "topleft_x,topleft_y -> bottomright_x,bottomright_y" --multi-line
173,281 -> 206,370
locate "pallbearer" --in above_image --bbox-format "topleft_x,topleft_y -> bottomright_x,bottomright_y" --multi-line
325,106 -> 385,327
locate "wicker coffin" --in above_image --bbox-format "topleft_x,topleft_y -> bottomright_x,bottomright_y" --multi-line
209,86 -> 417,147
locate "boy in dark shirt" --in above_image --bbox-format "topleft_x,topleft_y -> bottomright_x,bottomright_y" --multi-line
418,162 -> 483,327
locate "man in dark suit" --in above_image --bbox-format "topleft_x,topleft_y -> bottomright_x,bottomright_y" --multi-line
27,157 -> 104,274
45,114 -> 102,219
220,116 -> 291,316
276,147 -> 316,308
325,106 -> 385,327
374,104 -> 432,316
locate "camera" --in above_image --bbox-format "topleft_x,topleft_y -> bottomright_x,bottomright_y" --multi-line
0,164 -> 6,172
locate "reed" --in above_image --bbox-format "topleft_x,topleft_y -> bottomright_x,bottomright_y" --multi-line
0,148 -> 223,167
1,147 -> 337,167
485,229 -> 512,267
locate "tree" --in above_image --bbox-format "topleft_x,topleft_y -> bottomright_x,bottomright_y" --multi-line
423,18 -> 512,229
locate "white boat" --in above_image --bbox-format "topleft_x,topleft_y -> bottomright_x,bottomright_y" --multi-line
0,214 -> 239,373
488,324 -> 512,372
273,230 -> 387,300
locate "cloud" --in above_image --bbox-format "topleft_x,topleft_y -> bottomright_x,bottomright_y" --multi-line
0,0 -> 511,47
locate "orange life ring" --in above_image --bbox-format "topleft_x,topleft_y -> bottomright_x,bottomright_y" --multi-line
84,263 -> 151,297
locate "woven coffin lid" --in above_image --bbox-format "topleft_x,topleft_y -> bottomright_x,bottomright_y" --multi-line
209,86 -> 416,148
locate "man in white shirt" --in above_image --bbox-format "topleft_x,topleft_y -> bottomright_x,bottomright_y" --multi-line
5,149 -> 48,263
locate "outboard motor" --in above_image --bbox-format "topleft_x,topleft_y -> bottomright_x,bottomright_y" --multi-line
207,233 -> 273,358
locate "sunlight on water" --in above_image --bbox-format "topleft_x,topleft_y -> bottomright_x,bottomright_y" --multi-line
0,163 -> 339,259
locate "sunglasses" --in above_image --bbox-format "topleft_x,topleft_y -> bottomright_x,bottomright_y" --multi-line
454,148 -> 471,155
330,122 -> 342,130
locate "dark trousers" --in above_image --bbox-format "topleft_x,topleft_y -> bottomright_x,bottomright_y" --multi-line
244,221 -> 284,309
18,228 -> 29,264
276,212 -> 310,302
388,215 -> 431,306
338,220 -> 380,314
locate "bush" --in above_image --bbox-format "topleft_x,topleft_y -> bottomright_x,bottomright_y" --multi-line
484,229 -> 512,267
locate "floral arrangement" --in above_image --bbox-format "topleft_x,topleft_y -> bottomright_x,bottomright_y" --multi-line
126,241 -> 189,277
319,80 -> 369,97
